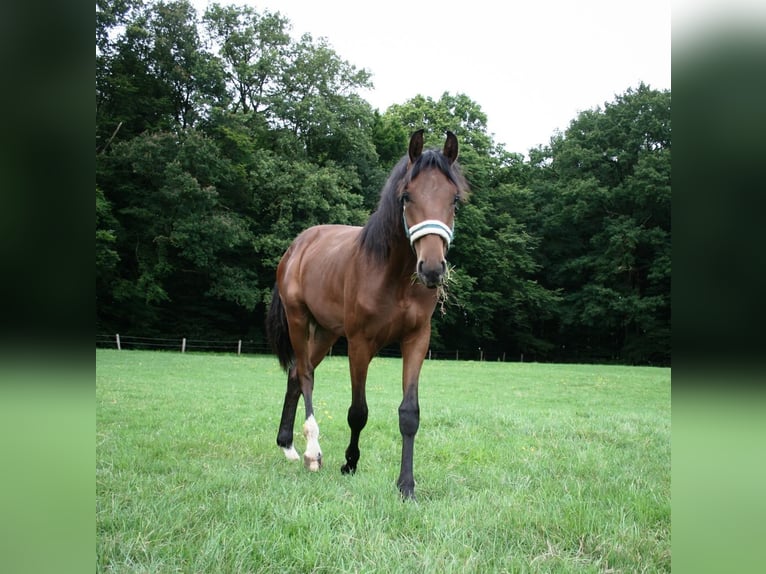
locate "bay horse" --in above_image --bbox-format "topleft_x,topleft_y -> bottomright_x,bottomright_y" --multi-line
265,129 -> 468,498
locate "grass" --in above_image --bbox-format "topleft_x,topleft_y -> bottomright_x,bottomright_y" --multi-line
96,349 -> 670,573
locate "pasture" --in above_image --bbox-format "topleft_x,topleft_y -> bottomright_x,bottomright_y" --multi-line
96,349 -> 670,573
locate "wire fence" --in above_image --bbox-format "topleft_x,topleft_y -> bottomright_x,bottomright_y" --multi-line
95,333 -> 521,362
95,334 -> 265,355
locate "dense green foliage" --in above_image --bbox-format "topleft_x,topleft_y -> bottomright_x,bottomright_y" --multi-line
97,350 -> 671,571
96,0 -> 671,364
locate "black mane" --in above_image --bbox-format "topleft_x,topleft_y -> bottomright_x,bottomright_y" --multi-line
358,148 -> 468,262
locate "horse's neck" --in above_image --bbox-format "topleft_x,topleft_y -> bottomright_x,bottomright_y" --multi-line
384,240 -> 418,282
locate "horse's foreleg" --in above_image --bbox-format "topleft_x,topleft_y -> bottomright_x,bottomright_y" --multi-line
397,385 -> 419,498
341,398 -> 368,474
277,368 -> 301,461
397,333 -> 429,499
341,343 -> 371,475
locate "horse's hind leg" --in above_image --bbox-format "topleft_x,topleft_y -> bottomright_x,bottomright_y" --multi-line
285,319 -> 337,471
277,368 -> 301,461
275,363 -> 320,467
299,327 -> 337,471
299,365 -> 322,471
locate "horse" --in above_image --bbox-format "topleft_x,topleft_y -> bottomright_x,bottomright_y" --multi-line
265,129 -> 469,498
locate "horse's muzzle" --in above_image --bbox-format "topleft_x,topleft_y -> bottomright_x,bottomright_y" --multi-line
417,259 -> 446,289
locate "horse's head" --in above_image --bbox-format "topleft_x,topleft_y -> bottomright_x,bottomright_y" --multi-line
401,129 -> 464,288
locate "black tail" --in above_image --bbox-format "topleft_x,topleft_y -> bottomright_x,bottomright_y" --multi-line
265,284 -> 294,372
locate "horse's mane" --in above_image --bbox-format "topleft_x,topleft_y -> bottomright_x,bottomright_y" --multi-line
359,149 -> 469,262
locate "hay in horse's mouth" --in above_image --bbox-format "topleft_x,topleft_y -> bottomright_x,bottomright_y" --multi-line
435,264 -> 455,316
410,265 -> 454,315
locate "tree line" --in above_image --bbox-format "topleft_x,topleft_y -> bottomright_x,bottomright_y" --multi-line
96,0 -> 671,365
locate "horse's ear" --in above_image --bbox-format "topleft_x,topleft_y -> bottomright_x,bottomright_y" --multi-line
443,131 -> 458,164
408,129 -> 425,163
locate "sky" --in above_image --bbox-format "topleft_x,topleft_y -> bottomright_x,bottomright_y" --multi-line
195,0 -> 672,155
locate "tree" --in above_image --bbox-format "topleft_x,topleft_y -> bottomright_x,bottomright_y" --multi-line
97,129 -> 259,335
96,0 -> 144,56
96,187 -> 121,331
96,0 -> 226,146
202,3 -> 290,114
267,33 -> 375,171
385,93 -> 492,154
147,0 -> 226,129
528,84 -> 671,364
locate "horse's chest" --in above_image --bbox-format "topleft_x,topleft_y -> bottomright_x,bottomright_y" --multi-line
349,288 -> 434,339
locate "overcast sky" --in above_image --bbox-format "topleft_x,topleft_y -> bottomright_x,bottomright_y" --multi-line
196,0 -> 671,155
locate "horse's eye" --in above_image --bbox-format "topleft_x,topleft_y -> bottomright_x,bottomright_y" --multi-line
401,192 -> 411,204
453,195 -> 461,209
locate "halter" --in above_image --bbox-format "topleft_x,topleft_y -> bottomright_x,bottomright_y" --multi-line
402,208 -> 454,249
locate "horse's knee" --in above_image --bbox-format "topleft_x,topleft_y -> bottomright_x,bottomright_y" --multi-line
341,402 -> 368,475
347,403 -> 368,431
398,402 -> 420,436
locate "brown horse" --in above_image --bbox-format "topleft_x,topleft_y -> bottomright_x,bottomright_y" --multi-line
265,129 -> 469,498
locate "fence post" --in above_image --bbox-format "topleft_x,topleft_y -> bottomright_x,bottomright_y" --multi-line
116,333 -> 121,351
237,340 -> 242,355
181,338 -> 186,353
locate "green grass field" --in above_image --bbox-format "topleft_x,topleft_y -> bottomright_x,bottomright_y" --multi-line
96,349 -> 670,573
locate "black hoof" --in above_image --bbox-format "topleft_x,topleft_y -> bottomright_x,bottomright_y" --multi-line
340,463 -> 357,475
397,479 -> 416,499
399,488 -> 416,500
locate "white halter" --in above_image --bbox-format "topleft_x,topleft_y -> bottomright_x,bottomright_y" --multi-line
403,211 -> 454,248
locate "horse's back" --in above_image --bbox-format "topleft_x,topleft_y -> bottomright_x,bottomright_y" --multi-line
277,225 -> 362,334
280,224 -> 361,274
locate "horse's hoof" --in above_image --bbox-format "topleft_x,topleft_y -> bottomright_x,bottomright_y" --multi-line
340,463 -> 356,475
304,452 -> 322,471
397,478 -> 416,499
399,488 -> 416,500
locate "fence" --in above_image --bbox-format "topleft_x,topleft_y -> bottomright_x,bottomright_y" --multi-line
96,333 -> 521,362
95,334 -> 267,355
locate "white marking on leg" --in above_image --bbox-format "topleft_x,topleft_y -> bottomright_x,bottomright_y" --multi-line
282,445 -> 300,461
302,415 -> 322,471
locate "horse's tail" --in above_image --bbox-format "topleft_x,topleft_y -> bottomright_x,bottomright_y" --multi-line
265,284 -> 294,372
